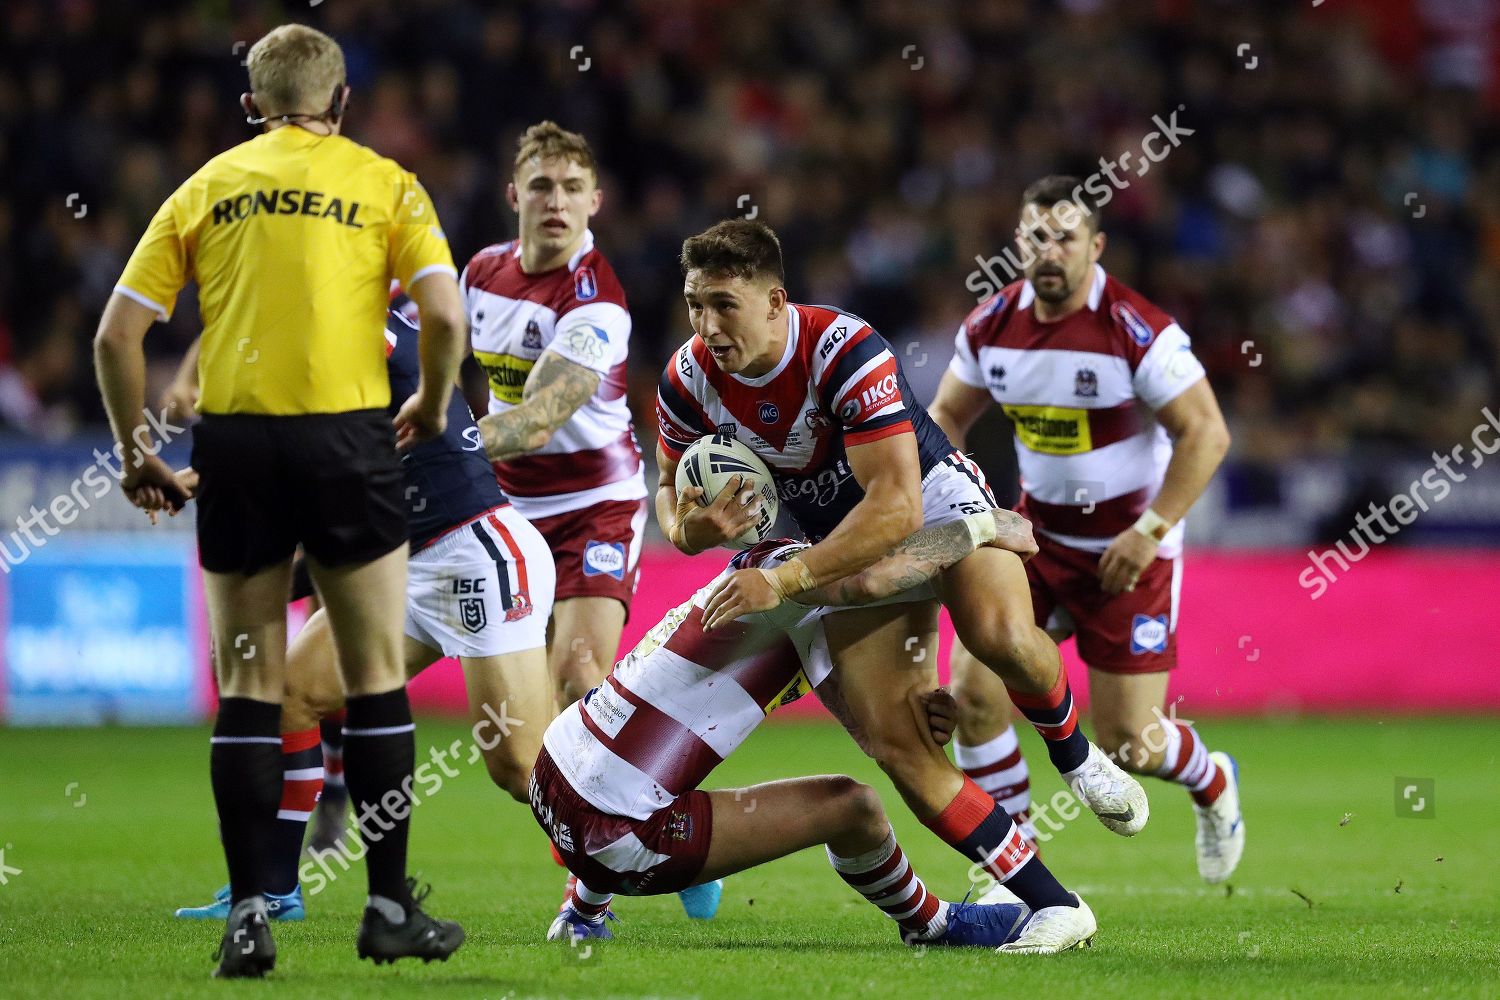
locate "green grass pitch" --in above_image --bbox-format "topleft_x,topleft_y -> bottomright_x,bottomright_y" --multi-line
1,717 -> 1496,998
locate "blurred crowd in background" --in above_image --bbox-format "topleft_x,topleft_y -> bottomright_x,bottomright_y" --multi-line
3,0 -> 1498,543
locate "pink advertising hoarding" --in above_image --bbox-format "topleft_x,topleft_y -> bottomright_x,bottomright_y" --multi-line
405,547 -> 1500,717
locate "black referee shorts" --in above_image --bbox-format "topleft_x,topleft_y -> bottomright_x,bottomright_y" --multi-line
191,410 -> 407,576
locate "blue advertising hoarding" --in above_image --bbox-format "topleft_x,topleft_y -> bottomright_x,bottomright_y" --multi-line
2,534 -> 203,725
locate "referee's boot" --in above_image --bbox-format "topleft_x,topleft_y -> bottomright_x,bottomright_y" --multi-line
213,898 -> 277,979
356,877 -> 465,965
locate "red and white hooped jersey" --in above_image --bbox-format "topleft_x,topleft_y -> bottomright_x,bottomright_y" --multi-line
656,303 -> 953,541
948,265 -> 1206,559
541,540 -> 829,820
462,230 -> 646,519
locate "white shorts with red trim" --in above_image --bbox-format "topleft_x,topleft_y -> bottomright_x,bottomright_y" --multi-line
404,505 -> 556,659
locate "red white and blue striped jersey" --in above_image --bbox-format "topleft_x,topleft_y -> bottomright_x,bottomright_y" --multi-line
657,303 -> 953,540
541,540 -> 823,819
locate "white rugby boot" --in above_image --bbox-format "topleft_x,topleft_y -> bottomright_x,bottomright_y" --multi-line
997,892 -> 1096,954
1067,743 -> 1150,836
1194,751 -> 1245,884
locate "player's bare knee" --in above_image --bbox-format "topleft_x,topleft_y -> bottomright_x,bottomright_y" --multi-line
831,777 -> 886,831
957,617 -> 1033,676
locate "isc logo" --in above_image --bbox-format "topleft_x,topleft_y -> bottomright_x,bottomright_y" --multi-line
818,325 -> 849,358
452,578 -> 486,594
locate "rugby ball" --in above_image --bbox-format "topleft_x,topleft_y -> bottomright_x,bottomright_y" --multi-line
675,433 -> 780,549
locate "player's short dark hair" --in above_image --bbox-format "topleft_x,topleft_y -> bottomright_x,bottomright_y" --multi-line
1021,174 -> 1101,233
680,220 -> 785,285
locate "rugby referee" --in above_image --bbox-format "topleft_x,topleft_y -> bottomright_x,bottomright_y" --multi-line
93,25 -> 467,977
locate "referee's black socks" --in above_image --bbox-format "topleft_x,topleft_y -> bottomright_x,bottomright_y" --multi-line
343,689 -> 417,913
210,697 -> 284,905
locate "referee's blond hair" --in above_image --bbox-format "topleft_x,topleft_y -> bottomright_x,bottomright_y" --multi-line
246,24 -> 345,117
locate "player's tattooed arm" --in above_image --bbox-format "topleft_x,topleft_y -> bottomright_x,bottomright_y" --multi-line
802,509 -> 1036,607
477,352 -> 601,462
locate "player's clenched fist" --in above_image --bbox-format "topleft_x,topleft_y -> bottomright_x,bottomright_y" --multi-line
670,474 -> 762,554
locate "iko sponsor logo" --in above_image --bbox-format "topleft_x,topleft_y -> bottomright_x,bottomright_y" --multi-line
859,373 -> 899,411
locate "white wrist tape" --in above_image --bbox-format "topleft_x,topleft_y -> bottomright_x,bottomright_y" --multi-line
962,511 -> 999,549
1132,508 -> 1172,542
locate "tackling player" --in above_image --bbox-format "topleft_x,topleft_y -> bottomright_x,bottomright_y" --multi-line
171,306 -> 555,922
464,122 -> 647,708
654,221 -> 1146,952
535,510 -> 1092,953
928,176 -> 1243,883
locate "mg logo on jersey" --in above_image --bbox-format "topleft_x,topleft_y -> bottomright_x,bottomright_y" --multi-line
583,540 -> 626,580
460,597 -> 487,634
757,401 -> 780,423
574,265 -> 598,301
1130,614 -> 1169,654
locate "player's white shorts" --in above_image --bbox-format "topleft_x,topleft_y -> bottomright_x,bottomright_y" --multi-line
921,451 -> 999,526
405,505 -> 556,659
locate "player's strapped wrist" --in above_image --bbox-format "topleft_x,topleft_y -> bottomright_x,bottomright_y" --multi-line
1132,507 -> 1172,543
669,516 -> 701,555
761,556 -> 815,601
962,511 -> 999,549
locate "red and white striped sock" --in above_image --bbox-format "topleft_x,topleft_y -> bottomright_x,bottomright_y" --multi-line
567,878 -> 613,921
1156,721 -> 1226,806
828,832 -> 948,942
320,710 -> 346,795
954,726 -> 1036,844
268,728 -> 322,894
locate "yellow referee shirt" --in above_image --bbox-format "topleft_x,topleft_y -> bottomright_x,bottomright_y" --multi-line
115,126 -> 455,415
